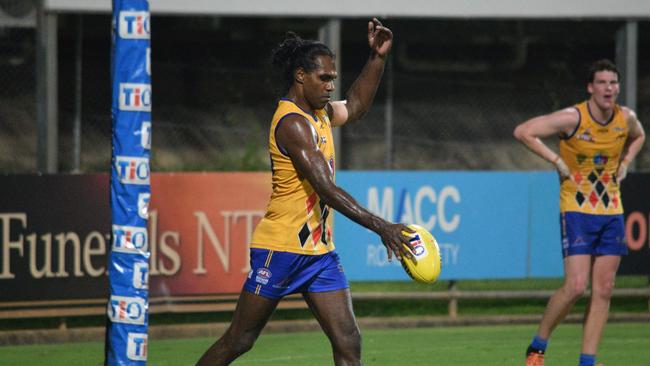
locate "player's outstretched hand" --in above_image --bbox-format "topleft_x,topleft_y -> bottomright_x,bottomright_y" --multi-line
377,223 -> 415,262
367,18 -> 393,58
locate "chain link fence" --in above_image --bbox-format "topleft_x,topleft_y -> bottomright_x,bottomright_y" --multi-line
0,26 -> 36,173
340,19 -> 650,171
0,16 -> 649,173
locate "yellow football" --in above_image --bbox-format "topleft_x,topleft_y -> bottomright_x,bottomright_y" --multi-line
400,224 -> 442,284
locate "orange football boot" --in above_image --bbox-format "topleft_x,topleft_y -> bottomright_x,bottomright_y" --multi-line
525,350 -> 544,366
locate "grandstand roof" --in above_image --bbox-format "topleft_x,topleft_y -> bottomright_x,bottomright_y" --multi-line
44,0 -> 650,19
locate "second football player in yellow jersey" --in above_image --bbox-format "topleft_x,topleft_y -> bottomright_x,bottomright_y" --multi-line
514,59 -> 645,366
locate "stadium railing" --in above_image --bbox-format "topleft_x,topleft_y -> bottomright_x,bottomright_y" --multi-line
1,286 -> 649,329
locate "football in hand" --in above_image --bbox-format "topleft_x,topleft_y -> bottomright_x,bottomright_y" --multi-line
399,224 -> 442,284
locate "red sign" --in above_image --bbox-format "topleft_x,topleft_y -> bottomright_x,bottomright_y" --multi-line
0,173 -> 271,301
148,173 -> 271,295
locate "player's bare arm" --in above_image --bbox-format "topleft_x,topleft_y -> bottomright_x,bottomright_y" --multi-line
329,18 -> 393,127
617,108 -> 646,182
276,114 -> 415,262
514,108 -> 580,179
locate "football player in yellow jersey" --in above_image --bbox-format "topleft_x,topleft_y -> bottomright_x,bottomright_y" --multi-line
196,19 -> 415,366
514,59 -> 645,366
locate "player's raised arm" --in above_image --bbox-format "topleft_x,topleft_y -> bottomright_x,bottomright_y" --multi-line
513,108 -> 580,180
329,18 -> 393,127
276,114 -> 414,262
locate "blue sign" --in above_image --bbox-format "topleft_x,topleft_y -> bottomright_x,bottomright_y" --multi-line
108,0 -> 151,365
333,171 -> 562,281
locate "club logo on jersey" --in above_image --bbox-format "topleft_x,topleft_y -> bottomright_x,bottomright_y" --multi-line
593,153 -> 608,166
133,261 -> 149,289
255,267 -> 272,285
107,295 -> 146,325
115,156 -> 150,185
576,128 -> 594,142
127,333 -> 148,361
112,224 -> 148,254
119,83 -> 152,112
576,128 -> 595,142
119,11 -> 150,39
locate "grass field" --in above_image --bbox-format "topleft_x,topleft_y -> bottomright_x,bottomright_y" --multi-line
1,322 -> 648,366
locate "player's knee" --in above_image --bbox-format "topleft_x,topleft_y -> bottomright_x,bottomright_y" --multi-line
564,277 -> 588,299
222,330 -> 257,356
231,334 -> 256,355
333,325 -> 362,355
592,278 -> 615,299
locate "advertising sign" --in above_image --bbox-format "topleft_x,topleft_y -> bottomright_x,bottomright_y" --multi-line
333,171 -> 551,280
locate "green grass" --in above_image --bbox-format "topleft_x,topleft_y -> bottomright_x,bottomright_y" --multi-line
349,276 -> 649,292
1,323 -> 648,366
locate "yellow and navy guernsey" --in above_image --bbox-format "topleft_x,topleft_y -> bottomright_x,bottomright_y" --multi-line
559,101 -> 628,215
251,99 -> 336,255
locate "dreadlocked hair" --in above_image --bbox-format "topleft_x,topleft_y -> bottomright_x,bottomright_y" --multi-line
271,32 -> 335,95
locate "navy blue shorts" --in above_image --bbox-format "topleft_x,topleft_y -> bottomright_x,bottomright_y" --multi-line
560,212 -> 627,258
243,248 -> 349,299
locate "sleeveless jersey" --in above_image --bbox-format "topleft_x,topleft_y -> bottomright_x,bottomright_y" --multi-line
559,101 -> 628,214
251,99 -> 336,255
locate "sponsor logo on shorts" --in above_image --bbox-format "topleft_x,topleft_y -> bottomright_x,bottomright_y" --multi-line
572,236 -> 587,247
562,237 -> 569,249
272,277 -> 290,289
256,267 -> 272,285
